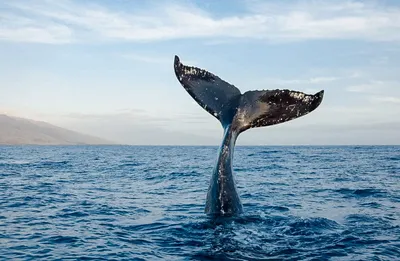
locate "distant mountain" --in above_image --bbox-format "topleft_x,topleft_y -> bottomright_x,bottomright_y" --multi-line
0,114 -> 114,145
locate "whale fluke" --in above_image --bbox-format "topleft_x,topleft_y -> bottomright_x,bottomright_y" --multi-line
174,55 -> 242,126
174,55 -> 324,131
173,55 -> 324,216
233,89 -> 324,133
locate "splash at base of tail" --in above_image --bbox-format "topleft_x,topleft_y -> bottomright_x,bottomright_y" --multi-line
173,55 -> 324,216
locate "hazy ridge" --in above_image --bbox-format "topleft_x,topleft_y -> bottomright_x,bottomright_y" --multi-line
0,114 -> 113,145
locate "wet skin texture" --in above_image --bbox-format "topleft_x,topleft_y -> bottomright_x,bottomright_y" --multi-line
173,55 -> 324,217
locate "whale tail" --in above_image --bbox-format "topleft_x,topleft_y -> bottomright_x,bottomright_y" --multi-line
173,55 -> 324,133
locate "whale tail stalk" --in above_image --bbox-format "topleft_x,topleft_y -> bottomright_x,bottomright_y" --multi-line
173,55 -> 324,133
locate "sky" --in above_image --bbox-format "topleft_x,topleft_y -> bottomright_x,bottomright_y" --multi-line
0,0 -> 400,145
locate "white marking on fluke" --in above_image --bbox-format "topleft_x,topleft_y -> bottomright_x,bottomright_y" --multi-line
183,67 -> 199,75
290,92 -> 305,99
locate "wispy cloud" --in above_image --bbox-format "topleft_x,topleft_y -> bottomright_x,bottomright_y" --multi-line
120,53 -> 171,65
1,0 -> 400,44
346,83 -> 383,94
346,80 -> 399,94
0,12 -> 73,44
369,96 -> 400,104
265,76 -> 339,85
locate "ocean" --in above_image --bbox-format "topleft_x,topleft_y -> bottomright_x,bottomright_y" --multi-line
0,145 -> 399,260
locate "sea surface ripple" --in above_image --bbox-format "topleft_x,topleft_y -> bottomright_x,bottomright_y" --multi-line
0,145 -> 399,260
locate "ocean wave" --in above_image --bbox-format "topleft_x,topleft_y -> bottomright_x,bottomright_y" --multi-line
0,145 -> 398,260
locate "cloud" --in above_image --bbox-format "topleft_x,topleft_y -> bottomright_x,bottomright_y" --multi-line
346,80 -> 400,107
346,81 -> 388,94
1,0 -> 400,44
119,53 -> 199,67
370,56 -> 389,65
120,53 -> 172,65
369,96 -> 400,104
347,84 -> 379,94
0,12 -> 73,44
254,70 -> 365,93
263,76 -> 339,86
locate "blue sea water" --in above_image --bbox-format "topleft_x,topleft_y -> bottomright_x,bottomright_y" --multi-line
0,145 -> 399,260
